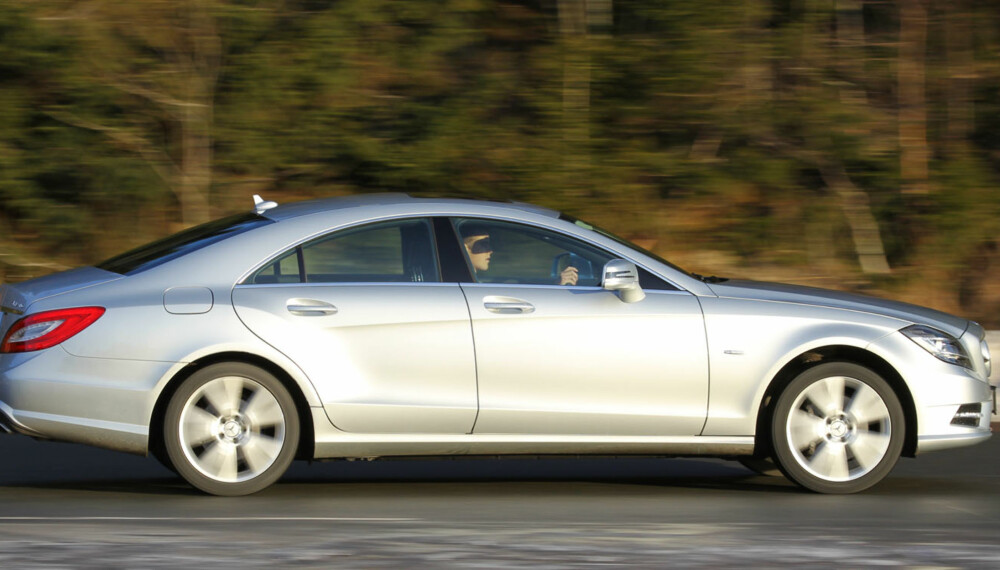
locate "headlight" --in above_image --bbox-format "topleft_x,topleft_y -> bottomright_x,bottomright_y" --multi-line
901,325 -> 972,370
982,339 -> 992,378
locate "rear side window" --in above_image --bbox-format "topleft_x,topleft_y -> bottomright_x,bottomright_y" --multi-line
98,213 -> 273,275
249,218 -> 440,284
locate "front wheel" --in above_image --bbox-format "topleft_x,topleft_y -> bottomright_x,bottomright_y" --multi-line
738,456 -> 782,477
164,363 -> 300,496
771,362 -> 905,494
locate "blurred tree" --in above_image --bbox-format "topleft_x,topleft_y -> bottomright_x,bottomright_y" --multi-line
0,3 -> 103,259
41,0 -> 223,226
1,0 -> 1000,320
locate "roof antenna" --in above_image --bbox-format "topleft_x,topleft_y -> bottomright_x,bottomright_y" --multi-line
253,194 -> 278,214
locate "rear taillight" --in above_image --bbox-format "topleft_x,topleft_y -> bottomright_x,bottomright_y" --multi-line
1,307 -> 105,353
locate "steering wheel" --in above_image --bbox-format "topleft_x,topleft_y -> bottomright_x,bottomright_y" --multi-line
550,252 -> 594,283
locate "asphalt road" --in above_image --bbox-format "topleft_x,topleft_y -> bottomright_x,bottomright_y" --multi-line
0,427 -> 998,569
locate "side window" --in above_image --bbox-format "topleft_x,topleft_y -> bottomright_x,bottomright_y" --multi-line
637,266 -> 680,291
452,218 -> 614,286
250,250 -> 301,284
249,218 -> 439,284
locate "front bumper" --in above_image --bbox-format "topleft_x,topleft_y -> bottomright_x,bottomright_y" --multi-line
868,332 -> 993,454
916,397 -> 993,453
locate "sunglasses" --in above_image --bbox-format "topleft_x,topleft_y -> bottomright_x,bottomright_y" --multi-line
469,237 -> 493,254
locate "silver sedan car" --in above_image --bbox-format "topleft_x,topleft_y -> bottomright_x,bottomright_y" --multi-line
0,195 -> 994,495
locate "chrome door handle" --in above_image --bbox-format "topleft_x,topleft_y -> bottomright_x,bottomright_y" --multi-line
484,300 -> 535,314
286,300 -> 338,316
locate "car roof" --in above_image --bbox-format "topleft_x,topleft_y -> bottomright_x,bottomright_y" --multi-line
259,193 -> 560,221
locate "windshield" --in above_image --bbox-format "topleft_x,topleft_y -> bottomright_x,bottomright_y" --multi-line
558,213 -> 693,277
98,212 -> 273,275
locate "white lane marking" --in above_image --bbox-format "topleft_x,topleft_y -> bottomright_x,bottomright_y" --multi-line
0,517 -> 417,522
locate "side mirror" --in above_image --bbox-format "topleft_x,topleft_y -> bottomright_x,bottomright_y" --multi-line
602,259 -> 645,303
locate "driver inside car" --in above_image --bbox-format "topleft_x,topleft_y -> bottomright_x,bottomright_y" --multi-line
460,224 -> 579,285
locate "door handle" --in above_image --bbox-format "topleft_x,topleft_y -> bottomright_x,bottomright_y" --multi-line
286,299 -> 338,316
484,298 -> 535,314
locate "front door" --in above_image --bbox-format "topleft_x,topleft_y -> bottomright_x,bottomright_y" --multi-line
451,217 -> 709,436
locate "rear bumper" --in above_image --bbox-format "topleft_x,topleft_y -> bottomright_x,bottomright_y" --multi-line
0,347 -> 177,454
0,400 -> 44,437
0,407 -> 12,434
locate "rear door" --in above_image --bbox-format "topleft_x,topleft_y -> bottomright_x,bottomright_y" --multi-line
232,217 -> 478,434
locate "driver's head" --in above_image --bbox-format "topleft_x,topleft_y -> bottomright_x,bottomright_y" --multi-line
460,223 -> 493,272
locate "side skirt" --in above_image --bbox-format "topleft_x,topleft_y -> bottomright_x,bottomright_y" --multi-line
310,409 -> 754,459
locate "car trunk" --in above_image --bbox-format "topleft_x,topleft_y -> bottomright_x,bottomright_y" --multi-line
0,267 -> 122,340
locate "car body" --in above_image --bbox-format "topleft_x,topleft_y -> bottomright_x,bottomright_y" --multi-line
0,194 -> 994,495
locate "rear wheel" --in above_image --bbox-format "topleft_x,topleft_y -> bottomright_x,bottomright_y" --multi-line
163,363 -> 299,496
771,362 -> 904,494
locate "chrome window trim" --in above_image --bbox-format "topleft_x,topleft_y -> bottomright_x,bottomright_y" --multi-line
238,215 -> 440,286
237,212 -> 689,292
233,281 -> 693,297
459,282 -> 604,292
234,281 -> 462,289
445,215 -> 687,292
457,282 -> 693,295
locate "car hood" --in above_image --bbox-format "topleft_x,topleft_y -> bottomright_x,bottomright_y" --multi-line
706,279 -> 970,339
1,266 -> 122,315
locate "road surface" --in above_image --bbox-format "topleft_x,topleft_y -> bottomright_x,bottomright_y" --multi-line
0,425 -> 997,568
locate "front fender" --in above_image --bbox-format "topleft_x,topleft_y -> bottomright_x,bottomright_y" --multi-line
699,297 -> 907,436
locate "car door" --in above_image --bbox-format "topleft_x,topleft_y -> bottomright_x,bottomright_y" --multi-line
451,217 -> 709,436
232,217 -> 478,434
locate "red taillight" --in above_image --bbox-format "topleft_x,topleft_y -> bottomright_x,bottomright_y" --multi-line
1,307 -> 106,353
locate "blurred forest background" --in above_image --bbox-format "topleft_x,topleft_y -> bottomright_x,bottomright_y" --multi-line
1,0 -> 1000,324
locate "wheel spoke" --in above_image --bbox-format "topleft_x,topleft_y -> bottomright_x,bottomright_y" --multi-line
201,376 -> 245,416
848,431 -> 891,470
788,409 -> 825,450
809,441 -> 850,480
181,406 -> 218,448
845,384 -> 889,425
197,442 -> 239,481
802,376 -> 846,416
242,435 -> 282,474
243,389 -> 284,428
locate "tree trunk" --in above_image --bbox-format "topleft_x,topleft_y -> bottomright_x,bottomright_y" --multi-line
835,0 -> 870,108
945,0 -> 975,146
176,0 -> 220,227
818,162 -> 891,274
179,103 -> 213,227
825,0 -> 891,274
558,0 -> 592,197
558,0 -> 610,198
898,0 -> 929,195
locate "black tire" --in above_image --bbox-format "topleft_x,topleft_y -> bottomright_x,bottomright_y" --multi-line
738,456 -> 782,477
149,439 -> 177,474
771,362 -> 905,494
163,362 -> 300,496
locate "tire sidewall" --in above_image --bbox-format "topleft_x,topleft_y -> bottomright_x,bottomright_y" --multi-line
163,362 -> 300,496
771,362 -> 905,494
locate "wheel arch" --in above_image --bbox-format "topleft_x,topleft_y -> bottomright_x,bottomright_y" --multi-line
148,351 -> 316,463
753,345 -> 918,460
